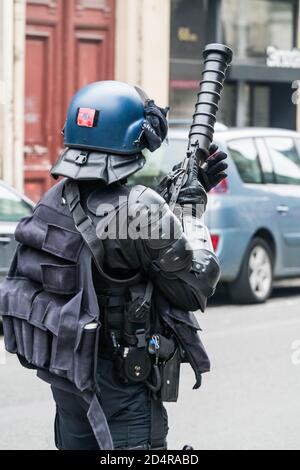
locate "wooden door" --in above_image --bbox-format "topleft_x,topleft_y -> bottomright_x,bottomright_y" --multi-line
25,0 -> 115,202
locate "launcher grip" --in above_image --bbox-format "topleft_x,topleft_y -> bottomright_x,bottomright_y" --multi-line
189,43 -> 233,164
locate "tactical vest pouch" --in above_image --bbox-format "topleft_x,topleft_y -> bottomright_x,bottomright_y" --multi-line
73,322 -> 100,391
12,318 -> 26,357
2,308 -> 51,370
123,347 -> 152,383
41,263 -> 79,296
15,215 -> 84,264
1,316 -> 17,354
0,181 -> 114,450
123,295 -> 151,347
0,275 -> 99,393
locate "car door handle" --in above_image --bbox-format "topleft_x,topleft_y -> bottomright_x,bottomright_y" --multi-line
0,237 -> 11,245
276,205 -> 290,215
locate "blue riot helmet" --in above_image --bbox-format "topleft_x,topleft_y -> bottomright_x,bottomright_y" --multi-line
51,81 -> 169,183
64,81 -> 145,155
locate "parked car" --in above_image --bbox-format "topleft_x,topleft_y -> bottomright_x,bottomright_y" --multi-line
0,181 -> 34,281
130,126 -> 300,304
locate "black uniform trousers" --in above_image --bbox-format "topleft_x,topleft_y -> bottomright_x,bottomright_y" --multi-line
51,358 -> 168,450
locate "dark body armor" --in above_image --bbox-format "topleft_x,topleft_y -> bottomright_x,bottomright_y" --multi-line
0,179 -> 219,449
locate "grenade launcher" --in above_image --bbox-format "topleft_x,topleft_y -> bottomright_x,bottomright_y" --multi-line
168,43 -> 233,211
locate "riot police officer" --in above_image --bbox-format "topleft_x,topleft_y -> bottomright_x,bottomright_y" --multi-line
0,81 -> 228,450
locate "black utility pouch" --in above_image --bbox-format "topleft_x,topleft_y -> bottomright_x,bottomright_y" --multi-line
123,347 -> 152,383
123,297 -> 151,346
160,348 -> 181,403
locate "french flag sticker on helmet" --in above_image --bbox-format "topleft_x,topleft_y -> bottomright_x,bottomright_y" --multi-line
77,108 -> 98,128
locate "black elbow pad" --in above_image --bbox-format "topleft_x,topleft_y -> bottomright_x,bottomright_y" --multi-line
156,235 -> 193,274
176,250 -> 221,311
192,250 -> 221,294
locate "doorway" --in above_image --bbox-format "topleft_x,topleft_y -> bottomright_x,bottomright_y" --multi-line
25,0 -> 115,201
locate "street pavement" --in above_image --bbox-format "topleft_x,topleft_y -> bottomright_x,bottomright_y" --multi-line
1,284 -> 300,450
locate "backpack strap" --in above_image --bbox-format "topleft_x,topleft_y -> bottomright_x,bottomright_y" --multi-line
64,179 -> 142,286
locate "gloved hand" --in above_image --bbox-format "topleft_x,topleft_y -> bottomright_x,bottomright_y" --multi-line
176,157 -> 207,211
142,100 -> 169,152
198,144 -> 228,192
156,155 -> 207,215
156,143 -> 228,213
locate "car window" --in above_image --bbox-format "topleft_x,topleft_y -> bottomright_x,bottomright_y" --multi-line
255,138 -> 275,183
128,137 -> 225,189
265,137 -> 300,185
128,138 -> 187,189
0,184 -> 32,222
227,138 -> 263,184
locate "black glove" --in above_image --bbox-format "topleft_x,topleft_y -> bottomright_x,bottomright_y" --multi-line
176,157 -> 207,211
157,155 -> 207,214
198,144 -> 228,192
156,143 -> 227,212
142,100 -> 169,152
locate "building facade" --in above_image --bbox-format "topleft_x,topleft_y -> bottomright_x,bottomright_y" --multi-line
0,0 -> 25,193
0,0 -> 170,201
170,0 -> 300,130
24,0 -> 116,201
1,0 -> 300,201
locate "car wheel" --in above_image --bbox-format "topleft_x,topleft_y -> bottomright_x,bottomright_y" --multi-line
229,237 -> 274,304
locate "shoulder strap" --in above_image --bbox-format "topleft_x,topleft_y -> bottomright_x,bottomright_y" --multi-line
64,179 -> 142,286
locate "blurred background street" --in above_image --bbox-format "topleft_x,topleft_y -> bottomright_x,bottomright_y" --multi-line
1,0 -> 300,451
2,0 -> 300,200
1,283 -> 300,451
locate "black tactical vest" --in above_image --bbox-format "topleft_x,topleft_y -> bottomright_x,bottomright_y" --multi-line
0,179 -> 210,449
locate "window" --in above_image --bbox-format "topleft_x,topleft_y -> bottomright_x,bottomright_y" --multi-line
265,137 -> 300,185
129,139 -> 187,189
221,0 -> 297,64
252,86 -> 271,127
0,185 -> 32,222
228,138 -> 263,184
256,138 -> 275,183
170,0 -> 208,62
169,88 -> 198,120
217,83 -> 238,128
170,0 -> 218,120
